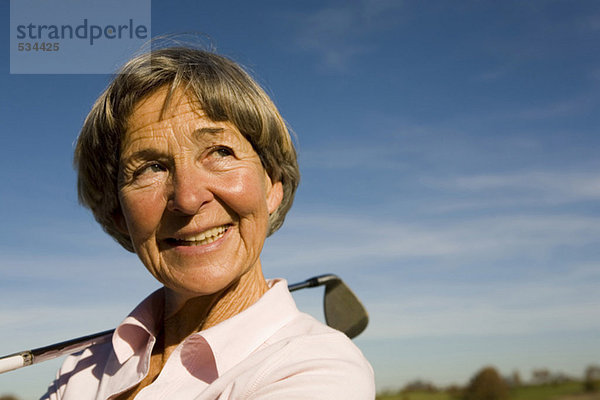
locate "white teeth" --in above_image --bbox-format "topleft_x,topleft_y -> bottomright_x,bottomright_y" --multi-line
180,225 -> 228,245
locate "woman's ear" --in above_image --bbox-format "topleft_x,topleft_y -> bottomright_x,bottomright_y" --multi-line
267,180 -> 284,215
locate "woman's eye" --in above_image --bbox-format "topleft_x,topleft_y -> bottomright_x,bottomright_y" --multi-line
137,163 -> 166,176
148,163 -> 166,172
213,146 -> 234,157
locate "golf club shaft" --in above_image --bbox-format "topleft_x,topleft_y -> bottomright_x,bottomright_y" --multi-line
0,275 -> 338,374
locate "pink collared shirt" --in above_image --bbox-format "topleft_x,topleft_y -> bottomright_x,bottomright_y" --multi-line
41,279 -> 375,399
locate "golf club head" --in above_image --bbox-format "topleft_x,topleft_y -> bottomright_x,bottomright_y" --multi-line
323,278 -> 369,339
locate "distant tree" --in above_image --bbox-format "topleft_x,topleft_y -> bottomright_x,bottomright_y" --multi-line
463,366 -> 509,400
376,387 -> 406,400
531,368 -> 552,385
550,372 -> 574,385
446,384 -> 464,400
0,395 -> 21,400
584,365 -> 600,392
505,370 -> 521,388
530,368 -> 574,386
375,388 -> 399,400
402,379 -> 438,392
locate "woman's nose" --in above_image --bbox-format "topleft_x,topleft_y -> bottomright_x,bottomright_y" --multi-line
166,167 -> 214,215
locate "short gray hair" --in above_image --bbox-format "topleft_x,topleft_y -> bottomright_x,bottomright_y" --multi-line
75,47 -> 300,252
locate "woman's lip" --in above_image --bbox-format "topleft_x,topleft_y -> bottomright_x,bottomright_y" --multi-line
159,224 -> 232,253
168,223 -> 232,242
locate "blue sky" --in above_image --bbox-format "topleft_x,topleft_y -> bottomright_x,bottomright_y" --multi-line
1,0 -> 600,398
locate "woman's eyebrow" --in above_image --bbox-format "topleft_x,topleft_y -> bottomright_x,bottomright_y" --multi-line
193,126 -> 225,139
121,149 -> 164,165
121,127 -> 230,164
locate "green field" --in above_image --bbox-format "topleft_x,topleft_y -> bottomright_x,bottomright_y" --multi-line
377,382 -> 600,400
376,391 -> 452,400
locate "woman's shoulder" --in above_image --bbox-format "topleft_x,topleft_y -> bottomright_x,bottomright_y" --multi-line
271,310 -> 372,364
40,340 -> 112,400
236,312 -> 375,399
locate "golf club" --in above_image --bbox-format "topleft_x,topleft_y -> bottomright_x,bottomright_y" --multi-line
0,274 -> 368,374
288,274 -> 369,339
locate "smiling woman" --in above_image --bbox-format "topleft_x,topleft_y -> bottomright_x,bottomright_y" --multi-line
40,47 -> 375,399
117,89 -> 281,303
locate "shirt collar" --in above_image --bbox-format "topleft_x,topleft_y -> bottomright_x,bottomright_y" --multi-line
193,279 -> 299,376
110,279 -> 299,374
112,288 -> 164,364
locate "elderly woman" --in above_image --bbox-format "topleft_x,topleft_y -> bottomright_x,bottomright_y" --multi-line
42,47 -> 374,399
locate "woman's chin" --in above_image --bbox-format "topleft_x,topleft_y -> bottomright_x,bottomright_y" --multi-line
162,267 -> 239,298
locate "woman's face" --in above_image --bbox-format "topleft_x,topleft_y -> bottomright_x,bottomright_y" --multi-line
116,87 -> 283,297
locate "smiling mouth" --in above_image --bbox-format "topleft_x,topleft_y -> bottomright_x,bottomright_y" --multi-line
166,224 -> 231,246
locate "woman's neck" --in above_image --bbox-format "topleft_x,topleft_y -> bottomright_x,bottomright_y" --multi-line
113,263 -> 269,400
161,262 -> 269,361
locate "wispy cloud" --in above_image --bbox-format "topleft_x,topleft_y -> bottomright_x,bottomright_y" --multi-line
265,212 -> 600,271
299,141 -> 412,170
366,291 -> 600,339
0,304 -> 122,334
451,171 -> 600,196
265,211 -> 600,342
372,263 -> 600,335
471,65 -> 515,82
589,67 -> 600,82
293,0 -> 404,71
0,252 -> 143,281
518,96 -> 596,120
430,171 -> 600,207
576,13 -> 600,32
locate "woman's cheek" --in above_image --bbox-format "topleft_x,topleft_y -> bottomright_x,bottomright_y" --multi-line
121,187 -> 166,238
222,170 -> 269,216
